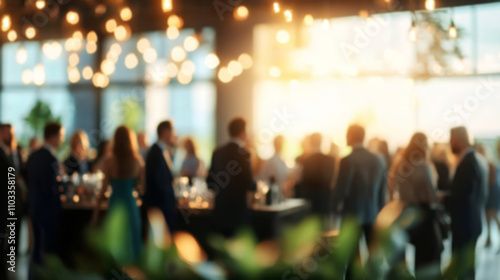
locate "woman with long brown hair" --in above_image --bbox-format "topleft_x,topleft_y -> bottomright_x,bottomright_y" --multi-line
93,126 -> 144,261
388,132 -> 442,279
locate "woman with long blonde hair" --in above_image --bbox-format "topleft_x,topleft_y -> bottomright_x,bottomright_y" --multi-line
93,126 -> 144,261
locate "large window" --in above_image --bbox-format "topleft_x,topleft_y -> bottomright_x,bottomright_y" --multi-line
253,2 -> 500,159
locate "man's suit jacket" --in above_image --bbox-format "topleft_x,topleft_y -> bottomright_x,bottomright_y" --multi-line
207,142 -> 256,233
447,149 -> 488,248
298,152 -> 335,193
334,147 -> 387,225
27,147 -> 62,220
144,143 -> 176,231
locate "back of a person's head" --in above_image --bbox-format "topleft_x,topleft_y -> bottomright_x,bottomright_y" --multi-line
157,120 -> 172,139
44,122 -> 62,140
228,117 -> 246,138
309,133 -> 322,149
450,126 -> 471,146
273,135 -> 284,152
113,126 -> 137,160
346,124 -> 365,145
70,130 -> 89,150
184,137 -> 196,155
402,132 -> 428,163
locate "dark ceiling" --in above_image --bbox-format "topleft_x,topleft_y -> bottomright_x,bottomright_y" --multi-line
1,0 -> 499,41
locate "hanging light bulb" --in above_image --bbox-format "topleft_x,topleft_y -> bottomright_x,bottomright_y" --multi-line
120,7 -> 133,21
16,47 -> 28,64
273,2 -> 280,13
448,20 -> 457,39
66,11 -> 80,25
33,64 -> 46,86
2,15 -> 11,32
425,0 -> 435,11
304,14 -> 314,26
7,30 -> 17,42
284,10 -> 292,22
322,19 -> 330,30
162,0 -> 173,12
25,25 -> 36,39
234,6 -> 249,21
409,19 -> 417,42
35,0 -> 45,10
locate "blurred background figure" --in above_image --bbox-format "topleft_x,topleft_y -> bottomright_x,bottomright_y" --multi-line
389,132 -> 443,279
295,134 -> 312,166
92,140 -> 112,173
29,136 -> 42,155
207,117 -> 256,238
94,126 -> 144,261
295,132 -> 335,228
137,131 -> 150,160
27,122 -> 65,265
259,135 -> 289,188
64,130 -> 91,176
445,126 -> 488,280
143,121 -> 177,234
334,124 -> 387,279
179,137 -> 204,180
431,143 -> 453,191
476,143 -> 500,249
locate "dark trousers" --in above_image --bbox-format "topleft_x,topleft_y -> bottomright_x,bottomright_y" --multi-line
446,239 -> 477,280
415,245 -> 442,280
345,223 -> 373,280
30,212 -> 60,265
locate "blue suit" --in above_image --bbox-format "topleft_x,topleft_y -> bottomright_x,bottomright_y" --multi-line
143,143 -> 176,233
27,147 -> 62,264
334,147 -> 387,225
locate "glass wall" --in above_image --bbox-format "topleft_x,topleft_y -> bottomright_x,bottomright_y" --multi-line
252,2 -> 500,160
0,27 -> 217,164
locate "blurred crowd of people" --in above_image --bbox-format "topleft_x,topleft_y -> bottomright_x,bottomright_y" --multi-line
1,119 -> 500,279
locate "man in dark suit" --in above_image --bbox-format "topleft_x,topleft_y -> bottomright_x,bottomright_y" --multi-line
207,117 -> 256,237
333,124 -> 386,279
446,127 -> 488,280
27,122 -> 65,265
143,120 -> 177,234
0,124 -> 27,259
296,133 -> 335,227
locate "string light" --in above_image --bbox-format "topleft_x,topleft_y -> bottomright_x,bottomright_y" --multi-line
22,69 -> 33,85
181,60 -> 196,75
171,46 -> 186,62
68,66 -> 81,83
1,15 -> 11,32
16,47 -> 28,65
92,72 -> 109,88
167,14 -> 183,29
162,0 -> 173,12
304,14 -> 314,26
143,48 -> 158,64
273,2 -> 280,13
35,0 -> 45,10
114,25 -> 131,41
69,53 -> 80,66
228,60 -> 243,76
425,0 -> 435,11
87,31 -> 98,42
276,30 -> 290,44
234,6 -> 249,21
105,19 -> 117,33
101,59 -> 115,75
33,64 -> 46,86
25,26 -> 37,39
184,36 -> 199,52
166,62 -> 178,77
7,30 -> 17,42
269,66 -> 282,78
238,53 -> 253,69
120,7 -> 133,21
86,42 -> 97,54
66,11 -> 80,25
137,38 -> 151,53
284,10 -> 292,22
448,20 -> 457,39
218,67 -> 233,83
125,53 -> 139,69
82,66 -> 93,80
166,27 -> 180,39
205,53 -> 220,69
43,41 -> 62,60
